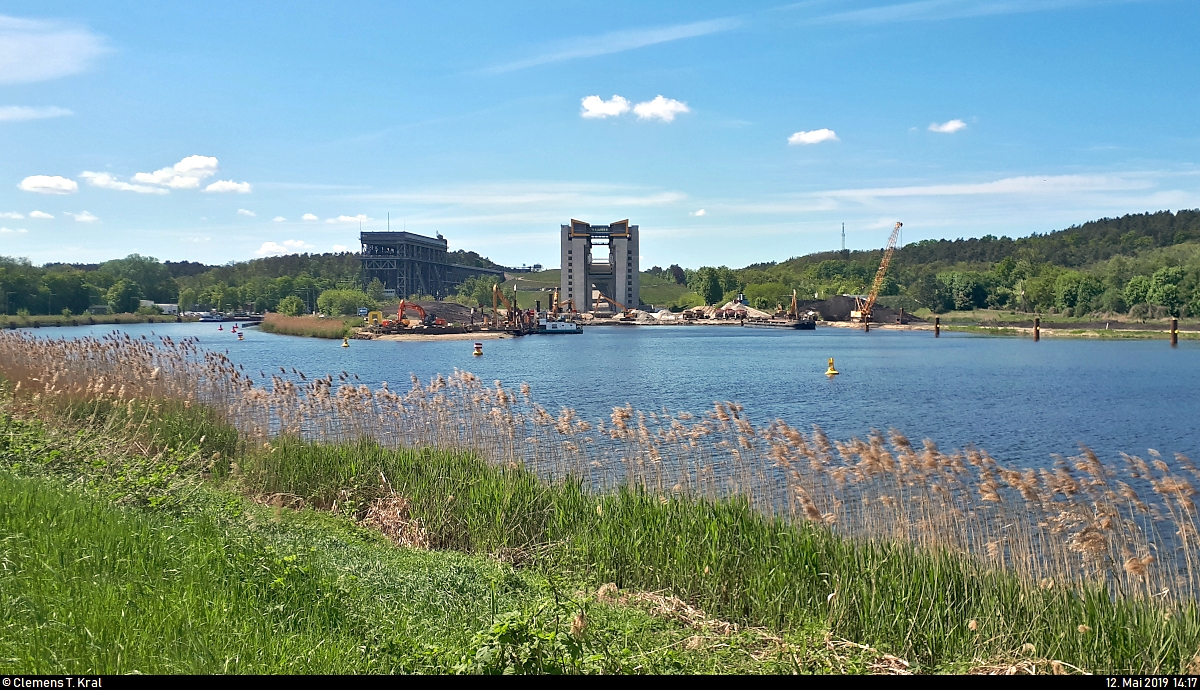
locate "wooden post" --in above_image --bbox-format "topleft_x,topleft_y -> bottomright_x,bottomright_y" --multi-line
898,308 -> 905,325
1034,316 -> 1040,342
1172,317 -> 1178,347
934,316 -> 940,337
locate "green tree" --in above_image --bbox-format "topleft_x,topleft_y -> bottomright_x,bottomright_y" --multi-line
317,289 -> 377,316
177,287 -> 198,311
100,254 -> 177,302
276,295 -> 305,316
1054,271 -> 1103,314
1124,275 -> 1152,308
106,279 -> 144,314
688,267 -> 724,305
366,277 -> 386,302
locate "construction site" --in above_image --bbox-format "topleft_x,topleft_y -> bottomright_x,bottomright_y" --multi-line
354,219 -> 918,337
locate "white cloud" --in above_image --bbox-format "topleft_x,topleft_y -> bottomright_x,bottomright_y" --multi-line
18,175 -> 77,194
255,239 -> 314,256
332,244 -> 348,252
272,216 -> 286,222
81,171 -> 167,195
29,210 -> 53,219
0,15 -> 108,85
788,129 -> 839,145
302,213 -> 319,221
237,208 -> 256,217
0,227 -> 28,234
326,214 -> 371,224
0,106 -> 72,122
70,211 -> 98,222
487,17 -> 740,73
929,119 -> 967,133
581,95 -> 630,119
690,209 -> 707,216
132,155 -> 219,190
633,96 -> 689,122
0,212 -> 22,219
204,180 -> 252,194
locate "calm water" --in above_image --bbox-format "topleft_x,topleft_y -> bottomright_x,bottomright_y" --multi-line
23,321 -> 1200,468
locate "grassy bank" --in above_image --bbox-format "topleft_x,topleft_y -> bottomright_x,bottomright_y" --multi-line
257,312 -> 359,338
3,312 -> 189,329
4,385 -> 1198,674
0,400 -> 843,674
5,331 -> 1200,674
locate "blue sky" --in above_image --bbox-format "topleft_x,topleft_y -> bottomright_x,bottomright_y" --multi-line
1,0 -> 1197,269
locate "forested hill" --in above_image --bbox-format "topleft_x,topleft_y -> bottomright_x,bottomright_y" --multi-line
764,209 -> 1200,273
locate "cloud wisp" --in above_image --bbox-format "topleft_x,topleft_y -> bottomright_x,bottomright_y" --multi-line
487,17 -> 740,73
806,0 -> 1145,25
237,209 -> 256,217
0,227 -> 28,234
19,175 -> 77,194
83,156 -> 252,195
788,128 -> 839,145
256,239 -> 315,256
82,171 -> 167,195
0,15 -> 108,84
302,213 -> 319,221
326,214 -> 371,224
29,210 -> 52,219
70,211 -> 98,222
817,174 -> 1151,200
929,119 -> 967,133
0,212 -> 22,219
272,216 -> 286,222
0,106 -> 72,122
690,209 -> 707,216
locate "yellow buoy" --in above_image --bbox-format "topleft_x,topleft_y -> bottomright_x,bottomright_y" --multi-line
825,357 -> 839,376
341,337 -> 350,348
472,342 -> 483,356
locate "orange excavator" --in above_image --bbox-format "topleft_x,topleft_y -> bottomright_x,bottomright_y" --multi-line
396,299 -> 446,327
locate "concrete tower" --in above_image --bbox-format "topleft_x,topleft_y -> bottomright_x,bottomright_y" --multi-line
560,219 -> 639,313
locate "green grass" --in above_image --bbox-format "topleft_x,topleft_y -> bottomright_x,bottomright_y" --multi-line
244,438 -> 1200,674
0,409 -> 851,675
6,387 -> 1200,674
502,270 -> 693,309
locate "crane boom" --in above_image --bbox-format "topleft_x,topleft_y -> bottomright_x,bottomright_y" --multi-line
853,222 -> 902,323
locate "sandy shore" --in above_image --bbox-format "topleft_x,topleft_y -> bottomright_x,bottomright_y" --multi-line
370,331 -> 512,342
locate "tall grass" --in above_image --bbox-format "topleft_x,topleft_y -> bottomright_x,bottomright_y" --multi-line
237,437 -> 1200,672
3,329 -> 1200,671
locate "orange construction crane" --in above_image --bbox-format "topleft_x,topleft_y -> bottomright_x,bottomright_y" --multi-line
851,221 -> 902,324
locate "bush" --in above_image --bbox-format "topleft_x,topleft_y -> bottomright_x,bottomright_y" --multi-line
276,295 -> 306,316
317,289 -> 377,317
